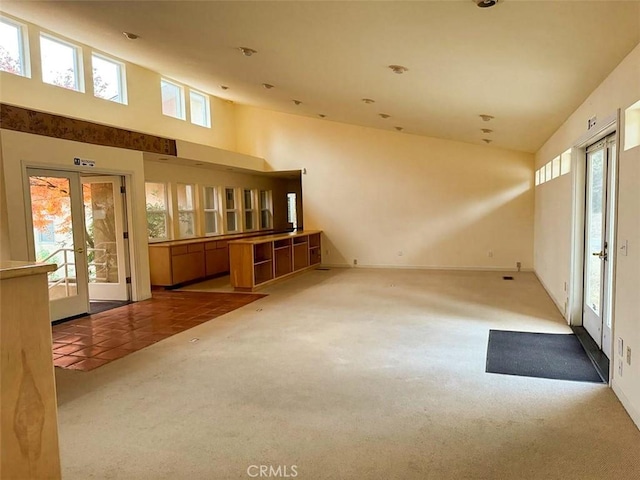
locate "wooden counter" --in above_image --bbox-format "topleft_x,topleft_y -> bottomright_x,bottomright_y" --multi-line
229,230 -> 322,291
1,261 -> 61,480
148,231 -> 276,287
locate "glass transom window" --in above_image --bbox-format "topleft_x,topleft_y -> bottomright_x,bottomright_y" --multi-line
161,79 -> 185,120
0,17 -> 29,77
92,53 -> 127,104
40,34 -> 83,92
190,90 -> 211,128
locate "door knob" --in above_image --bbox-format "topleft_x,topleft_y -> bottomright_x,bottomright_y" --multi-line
76,247 -> 84,254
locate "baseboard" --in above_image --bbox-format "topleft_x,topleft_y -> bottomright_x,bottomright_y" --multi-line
533,270 -> 568,321
319,263 -> 534,272
612,380 -> 640,430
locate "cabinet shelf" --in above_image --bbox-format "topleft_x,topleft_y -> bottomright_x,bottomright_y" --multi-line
253,259 -> 272,266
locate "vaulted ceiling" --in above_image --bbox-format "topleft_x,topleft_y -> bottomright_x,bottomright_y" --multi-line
2,1 -> 639,153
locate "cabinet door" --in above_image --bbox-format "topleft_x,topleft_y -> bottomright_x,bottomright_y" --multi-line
172,252 -> 205,284
206,248 -> 229,276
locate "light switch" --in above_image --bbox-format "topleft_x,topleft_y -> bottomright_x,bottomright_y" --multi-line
620,240 -> 628,256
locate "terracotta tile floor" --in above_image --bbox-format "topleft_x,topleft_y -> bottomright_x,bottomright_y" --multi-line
51,290 -> 266,372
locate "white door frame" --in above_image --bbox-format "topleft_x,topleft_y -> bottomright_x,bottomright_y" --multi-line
21,163 -> 139,316
567,111 -> 620,380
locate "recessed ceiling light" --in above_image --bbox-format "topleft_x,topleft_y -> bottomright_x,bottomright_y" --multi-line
123,32 -> 139,40
293,100 -> 302,105
379,113 -> 391,119
318,114 -> 326,118
362,98 -> 375,104
388,65 -> 409,74
481,128 -> 493,134
262,83 -> 274,89
474,0 -> 498,8
480,114 -> 495,122
220,85 -> 229,90
395,126 -> 404,131
239,47 -> 257,56
195,163 -> 204,166
483,139 -> 493,144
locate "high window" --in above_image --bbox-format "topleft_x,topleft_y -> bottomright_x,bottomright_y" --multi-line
92,53 -> 127,104
40,34 -> 83,92
161,79 -> 185,120
190,90 -> 211,128
224,188 -> 239,233
287,193 -> 298,229
176,184 -> 196,238
145,182 -> 169,241
259,190 -> 272,230
0,17 -> 29,77
203,186 -> 220,235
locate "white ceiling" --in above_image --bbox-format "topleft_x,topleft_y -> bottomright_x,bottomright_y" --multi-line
2,1 -> 639,153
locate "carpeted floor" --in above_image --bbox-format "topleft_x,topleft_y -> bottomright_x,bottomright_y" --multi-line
54,269 -> 640,479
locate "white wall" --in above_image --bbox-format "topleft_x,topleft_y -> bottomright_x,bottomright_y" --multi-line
235,106 -> 535,270
0,129 -> 152,301
534,44 -> 640,427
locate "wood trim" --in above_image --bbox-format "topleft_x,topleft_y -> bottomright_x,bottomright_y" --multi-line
0,103 -> 177,156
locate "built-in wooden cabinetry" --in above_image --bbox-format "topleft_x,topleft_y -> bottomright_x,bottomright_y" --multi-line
229,231 -> 322,291
148,232 -> 271,287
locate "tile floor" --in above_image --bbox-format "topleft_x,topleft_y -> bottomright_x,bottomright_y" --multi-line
51,290 -> 266,371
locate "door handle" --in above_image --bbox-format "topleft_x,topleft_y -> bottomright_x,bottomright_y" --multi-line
592,251 -> 607,260
76,247 -> 84,254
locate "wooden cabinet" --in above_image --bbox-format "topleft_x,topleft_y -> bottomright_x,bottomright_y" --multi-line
1,262 -> 61,479
229,230 -> 322,291
148,232 -> 274,287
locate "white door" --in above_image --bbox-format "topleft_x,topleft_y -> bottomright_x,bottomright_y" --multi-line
583,134 -> 616,358
82,176 -> 129,301
27,169 -> 90,321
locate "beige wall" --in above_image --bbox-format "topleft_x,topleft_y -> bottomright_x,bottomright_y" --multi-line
534,44 -> 640,427
0,15 -> 237,152
0,129 -> 151,301
144,160 -> 294,233
235,106 -> 535,270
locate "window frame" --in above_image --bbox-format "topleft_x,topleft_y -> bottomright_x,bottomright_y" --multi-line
224,187 -> 240,234
145,181 -> 170,242
40,32 -> 84,92
259,189 -> 273,230
176,183 -> 197,239
243,188 -> 258,232
189,89 -> 211,128
202,185 -> 221,236
91,51 -> 127,104
0,16 -> 30,78
160,78 -> 186,120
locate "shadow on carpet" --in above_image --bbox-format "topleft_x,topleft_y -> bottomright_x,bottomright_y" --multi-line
485,329 -> 605,383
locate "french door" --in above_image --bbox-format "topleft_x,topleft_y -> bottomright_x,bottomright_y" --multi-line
583,134 -> 616,359
28,169 -> 90,320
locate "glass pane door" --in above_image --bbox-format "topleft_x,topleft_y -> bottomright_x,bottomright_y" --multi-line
28,169 -> 89,320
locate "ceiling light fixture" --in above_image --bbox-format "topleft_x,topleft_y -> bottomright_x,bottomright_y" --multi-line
220,85 -> 229,90
123,32 -> 139,40
293,100 -> 302,105
395,126 -> 403,131
379,113 -> 391,119
479,114 -> 495,122
362,98 -> 375,104
388,65 -> 409,74
239,47 -> 257,56
262,83 -> 274,89
482,139 -> 493,144
481,128 -> 493,134
474,0 -> 498,8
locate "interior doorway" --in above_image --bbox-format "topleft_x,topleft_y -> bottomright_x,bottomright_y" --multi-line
27,168 -> 131,321
582,133 -> 617,359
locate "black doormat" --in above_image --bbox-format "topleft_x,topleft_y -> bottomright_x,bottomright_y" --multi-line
486,330 -> 605,383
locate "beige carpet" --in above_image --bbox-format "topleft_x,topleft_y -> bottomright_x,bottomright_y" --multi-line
54,269 -> 640,479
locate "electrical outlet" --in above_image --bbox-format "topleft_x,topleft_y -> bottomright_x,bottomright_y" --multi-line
353,259 -> 358,266
516,261 -> 521,271
488,250 -> 493,258
325,249 -> 330,256
627,346 -> 632,365
397,251 -> 403,256
618,359 -> 623,376
588,115 -> 597,130
618,338 -> 624,357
